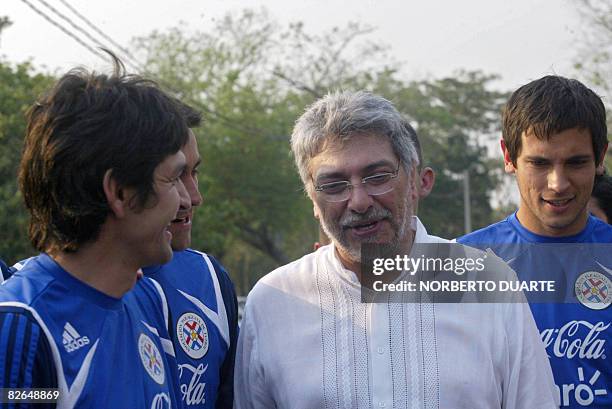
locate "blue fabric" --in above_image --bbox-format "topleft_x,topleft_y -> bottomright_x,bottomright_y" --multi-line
0,259 -> 10,281
0,253 -> 183,409
143,249 -> 238,409
459,213 -> 612,408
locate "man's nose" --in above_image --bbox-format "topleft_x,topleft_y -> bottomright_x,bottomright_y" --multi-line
346,183 -> 374,214
185,176 -> 203,207
547,166 -> 570,193
178,179 -> 191,209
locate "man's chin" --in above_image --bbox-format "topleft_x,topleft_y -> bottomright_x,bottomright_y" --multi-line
170,235 -> 191,252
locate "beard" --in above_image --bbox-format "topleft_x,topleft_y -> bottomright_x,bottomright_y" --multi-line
319,196 -> 413,264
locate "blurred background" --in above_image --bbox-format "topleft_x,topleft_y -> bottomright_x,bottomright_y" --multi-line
1,0 -> 610,295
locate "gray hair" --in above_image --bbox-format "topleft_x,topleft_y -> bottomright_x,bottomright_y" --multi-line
291,90 -> 419,187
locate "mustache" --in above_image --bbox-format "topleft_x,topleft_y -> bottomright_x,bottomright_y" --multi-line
340,207 -> 392,228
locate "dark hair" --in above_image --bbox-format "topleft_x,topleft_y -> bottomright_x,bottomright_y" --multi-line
592,174 -> 612,223
19,53 -> 189,253
180,101 -> 202,128
502,75 -> 608,165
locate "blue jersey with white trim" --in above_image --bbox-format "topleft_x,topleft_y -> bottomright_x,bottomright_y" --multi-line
0,259 -> 9,283
143,249 -> 238,409
459,213 -> 612,408
0,253 -> 183,409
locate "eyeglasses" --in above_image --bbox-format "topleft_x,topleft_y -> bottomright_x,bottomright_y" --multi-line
313,162 -> 401,203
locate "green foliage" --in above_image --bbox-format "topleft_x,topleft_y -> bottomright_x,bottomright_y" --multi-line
393,72 -> 509,236
0,59 -> 53,264
574,0 -> 612,94
133,11 -> 319,290
574,0 -> 612,169
133,9 -> 507,291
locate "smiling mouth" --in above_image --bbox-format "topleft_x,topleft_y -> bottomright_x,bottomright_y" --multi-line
542,198 -> 573,207
171,215 -> 191,225
354,221 -> 377,230
345,219 -> 383,233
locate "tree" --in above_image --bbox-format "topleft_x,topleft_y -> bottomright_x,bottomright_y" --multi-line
394,72 -> 508,237
133,10 -> 319,292
133,9 -> 507,291
0,59 -> 54,263
574,0 -> 612,95
574,0 -> 612,169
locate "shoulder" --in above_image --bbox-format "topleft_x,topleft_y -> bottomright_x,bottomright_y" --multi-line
0,259 -> 9,282
588,216 -> 612,242
0,303 -> 57,388
247,249 -> 320,305
189,249 -> 230,276
0,303 -> 51,345
183,249 -> 235,289
458,216 -> 515,245
258,250 -> 319,286
148,249 -> 232,288
166,249 -> 228,276
0,256 -> 56,306
127,276 -> 170,313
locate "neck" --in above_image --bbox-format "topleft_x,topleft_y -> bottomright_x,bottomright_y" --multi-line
335,249 -> 363,282
51,238 -> 140,298
516,207 -> 588,237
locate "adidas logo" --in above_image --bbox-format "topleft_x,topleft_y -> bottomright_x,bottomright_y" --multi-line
62,322 -> 90,353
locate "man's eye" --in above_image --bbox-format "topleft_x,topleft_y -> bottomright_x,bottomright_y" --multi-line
364,173 -> 392,185
320,182 -> 348,194
567,159 -> 589,167
528,160 -> 547,167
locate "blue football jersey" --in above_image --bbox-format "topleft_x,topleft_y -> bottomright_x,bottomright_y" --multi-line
459,213 -> 612,408
0,259 -> 8,283
143,249 -> 238,409
0,253 -> 183,409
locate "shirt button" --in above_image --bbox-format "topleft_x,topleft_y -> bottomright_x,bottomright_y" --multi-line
377,347 -> 384,354
378,402 -> 386,408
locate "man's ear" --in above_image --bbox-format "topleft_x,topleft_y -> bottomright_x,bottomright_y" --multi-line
501,139 -> 516,174
596,143 -> 609,175
103,169 -> 127,218
419,167 -> 435,198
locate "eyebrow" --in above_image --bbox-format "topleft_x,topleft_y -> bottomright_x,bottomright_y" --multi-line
524,154 -> 593,162
315,160 -> 396,181
565,155 -> 593,161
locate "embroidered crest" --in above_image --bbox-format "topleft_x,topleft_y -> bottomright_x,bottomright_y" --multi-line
575,271 -> 611,310
176,312 -> 209,359
138,333 -> 165,385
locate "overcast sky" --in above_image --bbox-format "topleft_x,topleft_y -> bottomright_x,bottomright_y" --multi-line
2,0 -> 588,93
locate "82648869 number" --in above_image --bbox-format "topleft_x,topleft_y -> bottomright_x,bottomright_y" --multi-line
1,388 -> 60,403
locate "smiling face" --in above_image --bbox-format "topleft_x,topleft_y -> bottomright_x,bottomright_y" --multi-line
309,133 -> 418,271
169,130 -> 203,251
124,150 -> 188,266
504,127 -> 607,237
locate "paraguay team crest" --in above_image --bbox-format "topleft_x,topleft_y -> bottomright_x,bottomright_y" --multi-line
138,333 -> 165,385
575,271 -> 611,310
176,312 -> 209,359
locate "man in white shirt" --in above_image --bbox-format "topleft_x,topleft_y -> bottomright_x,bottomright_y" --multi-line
235,90 -> 559,409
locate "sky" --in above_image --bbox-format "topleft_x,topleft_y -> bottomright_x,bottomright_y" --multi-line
1,0 -> 588,93
1,0 -> 595,209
